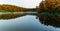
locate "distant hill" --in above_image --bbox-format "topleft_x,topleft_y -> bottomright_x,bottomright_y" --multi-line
0,4 -> 36,12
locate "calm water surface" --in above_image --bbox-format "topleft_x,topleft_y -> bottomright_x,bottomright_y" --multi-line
0,15 -> 60,31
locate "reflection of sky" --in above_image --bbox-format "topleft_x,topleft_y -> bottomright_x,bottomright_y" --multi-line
0,0 -> 42,8
0,15 -> 60,31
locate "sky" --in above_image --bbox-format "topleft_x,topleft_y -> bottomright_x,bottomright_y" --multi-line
0,0 -> 42,8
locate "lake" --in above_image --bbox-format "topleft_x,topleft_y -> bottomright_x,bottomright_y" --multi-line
0,15 -> 60,31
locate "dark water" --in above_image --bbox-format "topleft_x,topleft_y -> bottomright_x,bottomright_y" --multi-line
0,15 -> 60,31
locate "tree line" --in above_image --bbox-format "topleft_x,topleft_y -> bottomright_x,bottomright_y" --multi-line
0,4 -> 36,12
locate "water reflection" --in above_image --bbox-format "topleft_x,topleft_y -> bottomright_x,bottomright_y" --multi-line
0,11 -> 60,31
0,12 -> 37,19
0,15 -> 60,31
37,12 -> 60,27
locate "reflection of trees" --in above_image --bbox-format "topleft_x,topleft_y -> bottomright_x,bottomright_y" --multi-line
0,4 -> 36,19
37,13 -> 60,27
37,0 -> 60,27
0,14 -> 26,19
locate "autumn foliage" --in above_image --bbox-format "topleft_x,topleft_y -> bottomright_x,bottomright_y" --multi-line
37,0 -> 60,27
37,0 -> 60,12
0,4 -> 29,12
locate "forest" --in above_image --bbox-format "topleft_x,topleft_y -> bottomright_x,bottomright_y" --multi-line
0,4 -> 36,12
